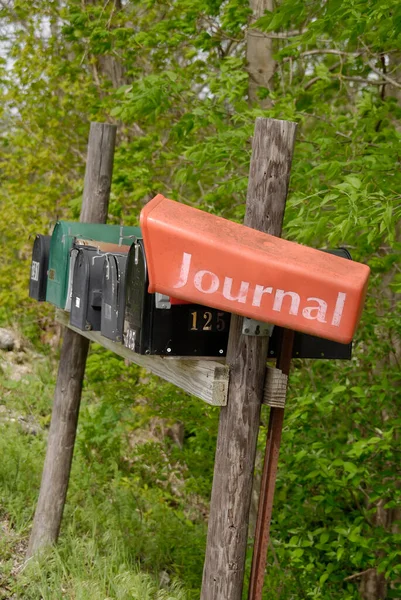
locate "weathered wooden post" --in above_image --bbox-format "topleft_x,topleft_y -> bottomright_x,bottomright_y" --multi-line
200,117 -> 297,600
27,122 -> 117,557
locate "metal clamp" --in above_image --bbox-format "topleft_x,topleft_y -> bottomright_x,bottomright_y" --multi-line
242,318 -> 274,337
120,231 -> 139,246
155,293 -> 171,309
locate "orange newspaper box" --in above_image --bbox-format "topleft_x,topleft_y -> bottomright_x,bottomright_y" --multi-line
140,195 -> 370,344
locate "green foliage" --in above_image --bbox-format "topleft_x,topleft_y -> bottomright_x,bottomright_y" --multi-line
0,351 -> 212,598
1,0 -> 401,597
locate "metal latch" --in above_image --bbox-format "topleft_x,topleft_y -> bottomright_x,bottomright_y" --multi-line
242,318 -> 274,337
155,293 -> 171,309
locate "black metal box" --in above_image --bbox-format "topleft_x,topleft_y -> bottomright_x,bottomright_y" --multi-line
123,240 -> 230,356
29,235 -> 51,301
268,327 -> 352,360
70,247 -> 105,331
101,253 -> 128,342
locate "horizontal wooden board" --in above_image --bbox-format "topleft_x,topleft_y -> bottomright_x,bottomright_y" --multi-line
55,310 -> 229,406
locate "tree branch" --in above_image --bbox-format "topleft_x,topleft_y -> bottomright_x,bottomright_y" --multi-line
260,29 -> 307,39
341,75 -> 389,86
344,568 -> 376,582
368,59 -> 401,89
284,49 -> 363,61
304,61 -> 342,90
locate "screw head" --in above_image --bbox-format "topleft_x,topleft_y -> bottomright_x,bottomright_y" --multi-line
219,349 -> 224,354
244,328 -> 249,334
166,348 -> 172,353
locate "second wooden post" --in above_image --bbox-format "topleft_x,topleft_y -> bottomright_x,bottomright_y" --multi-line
201,117 -> 297,600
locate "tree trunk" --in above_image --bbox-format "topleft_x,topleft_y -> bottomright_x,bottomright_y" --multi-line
246,0 -> 275,106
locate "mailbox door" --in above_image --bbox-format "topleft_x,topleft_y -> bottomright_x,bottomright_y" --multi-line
29,235 -> 51,301
70,249 -> 90,331
85,250 -> 104,331
124,240 -> 231,356
46,221 -> 70,308
149,302 -> 230,356
124,240 -> 152,353
101,254 -> 127,342
101,255 -> 118,341
64,248 -> 79,312
70,248 -> 105,331
115,255 -> 128,343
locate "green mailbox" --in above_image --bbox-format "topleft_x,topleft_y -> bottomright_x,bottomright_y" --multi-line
46,221 -> 141,309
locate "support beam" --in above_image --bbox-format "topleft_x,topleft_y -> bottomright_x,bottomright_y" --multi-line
27,123 -> 117,557
200,117 -> 297,600
55,310 -> 229,407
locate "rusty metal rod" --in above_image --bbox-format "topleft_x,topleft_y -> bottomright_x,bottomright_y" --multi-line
248,328 -> 294,600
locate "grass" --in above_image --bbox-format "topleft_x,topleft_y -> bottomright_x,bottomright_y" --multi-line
0,342 -> 218,599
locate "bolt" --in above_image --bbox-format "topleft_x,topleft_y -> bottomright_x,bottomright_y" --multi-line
219,349 -> 224,354
244,328 -> 249,334
167,348 -> 172,353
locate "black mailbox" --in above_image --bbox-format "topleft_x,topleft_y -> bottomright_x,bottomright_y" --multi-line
101,253 -> 127,342
268,328 -> 352,359
70,247 -> 105,331
124,240 -> 230,356
29,235 -> 51,301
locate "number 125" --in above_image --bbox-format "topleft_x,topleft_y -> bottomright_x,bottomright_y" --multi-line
190,310 -> 227,332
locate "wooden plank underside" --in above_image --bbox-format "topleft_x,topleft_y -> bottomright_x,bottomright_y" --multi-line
55,310 -> 229,406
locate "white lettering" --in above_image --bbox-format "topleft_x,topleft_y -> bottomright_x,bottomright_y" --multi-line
302,297 -> 327,322
252,285 -> 273,307
331,292 -> 347,326
172,252 -> 347,332
31,261 -> 40,282
223,277 -> 249,303
273,290 -> 300,315
194,270 -> 220,294
174,252 -> 192,289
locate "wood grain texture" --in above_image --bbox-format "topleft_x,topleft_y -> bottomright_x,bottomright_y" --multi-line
55,310 -> 229,407
81,123 -> 116,223
263,367 -> 288,408
201,118 -> 297,600
27,123 -> 117,558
